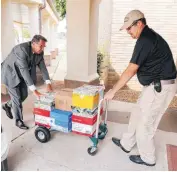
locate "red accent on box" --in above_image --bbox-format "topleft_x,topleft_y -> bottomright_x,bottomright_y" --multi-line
72,108 -> 104,125
35,122 -> 51,129
72,130 -> 95,137
33,108 -> 50,117
72,115 -> 97,125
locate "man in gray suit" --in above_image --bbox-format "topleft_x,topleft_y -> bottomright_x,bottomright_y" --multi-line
1,35 -> 53,130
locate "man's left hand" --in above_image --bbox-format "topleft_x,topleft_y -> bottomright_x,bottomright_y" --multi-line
104,89 -> 115,100
46,84 -> 53,93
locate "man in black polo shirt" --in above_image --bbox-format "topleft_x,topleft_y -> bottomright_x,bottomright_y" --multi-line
104,10 -> 177,166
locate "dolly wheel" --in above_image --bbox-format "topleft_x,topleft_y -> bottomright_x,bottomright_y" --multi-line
98,132 -> 106,140
35,126 -> 51,143
87,146 -> 98,156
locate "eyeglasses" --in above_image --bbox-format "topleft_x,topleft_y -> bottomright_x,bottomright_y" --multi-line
126,18 -> 143,31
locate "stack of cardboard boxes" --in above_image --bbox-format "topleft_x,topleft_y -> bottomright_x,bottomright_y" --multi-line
34,94 -> 55,128
71,85 -> 104,137
34,85 -> 104,136
34,92 -> 72,133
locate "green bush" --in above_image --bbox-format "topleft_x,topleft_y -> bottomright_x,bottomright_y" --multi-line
97,50 -> 104,76
97,47 -> 109,86
22,28 -> 30,38
55,0 -> 66,19
97,49 -> 109,76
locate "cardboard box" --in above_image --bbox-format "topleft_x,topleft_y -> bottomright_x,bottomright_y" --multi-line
84,85 -> 105,102
72,86 -> 99,110
50,109 -> 72,122
50,122 -> 72,133
34,102 -> 54,111
50,109 -> 72,133
39,96 -> 55,106
72,114 -> 97,125
35,115 -> 54,127
55,88 -> 73,111
35,122 -> 51,128
33,108 -> 50,117
71,106 -> 103,118
34,100 -> 54,107
72,122 -> 97,137
72,110 -> 103,125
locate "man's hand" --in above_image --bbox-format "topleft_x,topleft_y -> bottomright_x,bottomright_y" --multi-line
33,90 -> 43,99
46,84 -> 53,93
104,89 -> 116,100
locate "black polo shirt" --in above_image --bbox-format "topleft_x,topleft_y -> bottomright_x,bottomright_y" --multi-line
130,25 -> 177,86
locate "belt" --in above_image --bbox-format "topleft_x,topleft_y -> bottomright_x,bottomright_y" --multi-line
150,79 -> 176,86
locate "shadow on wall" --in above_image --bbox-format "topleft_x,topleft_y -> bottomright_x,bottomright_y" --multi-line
106,64 -> 129,91
97,49 -> 130,91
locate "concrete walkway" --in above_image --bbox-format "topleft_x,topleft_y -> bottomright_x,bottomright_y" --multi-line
6,122 -> 177,171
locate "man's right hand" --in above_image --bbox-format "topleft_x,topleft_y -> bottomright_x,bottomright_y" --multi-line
33,90 -> 43,99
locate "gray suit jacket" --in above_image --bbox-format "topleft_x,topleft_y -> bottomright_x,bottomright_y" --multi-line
1,41 -> 50,88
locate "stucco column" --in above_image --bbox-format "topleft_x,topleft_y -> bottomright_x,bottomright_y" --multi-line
64,0 -> 100,88
28,4 -> 40,38
50,22 -> 57,59
42,17 -> 51,55
50,22 -> 54,50
54,24 -> 59,55
97,0 -> 113,87
13,3 -> 23,44
1,0 -> 15,61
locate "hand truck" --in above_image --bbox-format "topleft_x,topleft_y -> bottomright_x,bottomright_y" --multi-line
87,99 -> 108,156
34,98 -> 108,156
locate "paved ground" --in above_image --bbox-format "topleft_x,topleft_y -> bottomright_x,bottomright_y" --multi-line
6,121 -> 177,171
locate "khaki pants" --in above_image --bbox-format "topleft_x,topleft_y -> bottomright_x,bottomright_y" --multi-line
120,81 -> 177,164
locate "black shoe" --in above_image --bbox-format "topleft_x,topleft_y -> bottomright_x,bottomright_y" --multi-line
16,120 -> 29,130
129,155 -> 156,166
112,137 -> 130,153
2,104 -> 13,119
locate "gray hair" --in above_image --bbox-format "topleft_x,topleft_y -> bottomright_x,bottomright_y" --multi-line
31,35 -> 47,43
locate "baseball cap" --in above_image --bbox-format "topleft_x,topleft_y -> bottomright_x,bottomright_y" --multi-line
120,10 -> 145,31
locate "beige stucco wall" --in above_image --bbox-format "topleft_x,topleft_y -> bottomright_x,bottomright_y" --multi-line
97,0 -> 113,86
98,0 -> 112,54
1,0 -> 15,61
28,4 -> 40,36
88,0 -> 100,76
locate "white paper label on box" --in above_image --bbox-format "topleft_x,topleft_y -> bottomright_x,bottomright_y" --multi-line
34,103 -> 54,111
51,125 -> 71,133
73,111 -> 97,119
72,122 -> 96,135
35,115 -> 54,126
